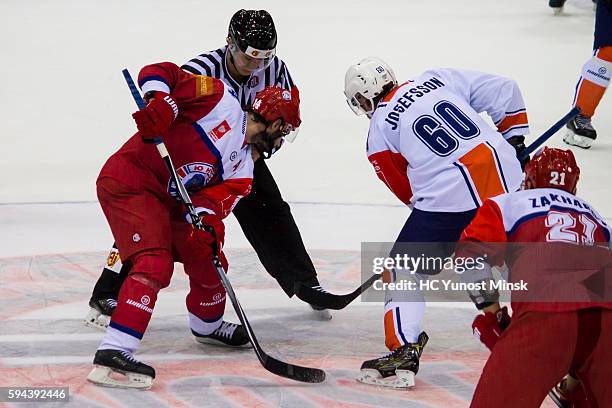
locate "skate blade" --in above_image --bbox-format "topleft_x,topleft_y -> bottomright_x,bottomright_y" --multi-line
564,132 -> 593,149
193,336 -> 252,349
87,366 -> 153,390
552,7 -> 563,15
83,308 -> 110,331
355,369 -> 416,389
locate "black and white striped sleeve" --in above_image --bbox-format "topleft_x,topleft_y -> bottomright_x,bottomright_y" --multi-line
180,48 -> 223,77
274,57 -> 295,90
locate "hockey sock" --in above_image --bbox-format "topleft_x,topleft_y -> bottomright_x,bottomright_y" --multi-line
383,269 -> 426,350
573,46 -> 612,117
384,301 -> 426,350
186,280 -> 225,335
99,275 -> 159,353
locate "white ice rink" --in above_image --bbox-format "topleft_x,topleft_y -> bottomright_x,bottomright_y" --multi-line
0,0 -> 610,406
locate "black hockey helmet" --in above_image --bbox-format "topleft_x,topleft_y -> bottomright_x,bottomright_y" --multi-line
228,9 -> 277,55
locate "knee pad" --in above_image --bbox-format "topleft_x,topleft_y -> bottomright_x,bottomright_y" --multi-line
582,52 -> 612,88
131,249 -> 173,289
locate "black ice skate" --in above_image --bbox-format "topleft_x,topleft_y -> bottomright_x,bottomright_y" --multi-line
356,331 -> 428,389
192,321 -> 251,347
87,349 -> 155,390
564,114 -> 597,149
83,298 -> 117,331
549,0 -> 566,15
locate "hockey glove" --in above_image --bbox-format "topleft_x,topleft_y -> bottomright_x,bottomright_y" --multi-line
185,208 -> 224,252
132,92 -> 178,142
507,136 -> 529,170
472,306 -> 511,351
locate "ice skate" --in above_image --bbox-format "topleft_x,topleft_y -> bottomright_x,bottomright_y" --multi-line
356,331 -> 428,389
193,321 -> 251,347
83,298 -> 117,330
87,349 -> 155,390
549,0 -> 566,15
564,114 -> 597,149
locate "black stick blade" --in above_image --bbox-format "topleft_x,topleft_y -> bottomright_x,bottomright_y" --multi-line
294,274 -> 380,310
262,354 -> 326,383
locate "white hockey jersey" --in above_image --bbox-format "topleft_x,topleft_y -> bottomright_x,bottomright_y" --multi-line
367,68 -> 528,212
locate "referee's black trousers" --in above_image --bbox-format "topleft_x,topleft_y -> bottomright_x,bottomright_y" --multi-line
91,159 -> 319,301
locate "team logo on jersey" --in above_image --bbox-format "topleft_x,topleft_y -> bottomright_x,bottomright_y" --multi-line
248,76 -> 259,88
106,249 -> 120,268
209,120 -> 232,142
168,162 -> 215,197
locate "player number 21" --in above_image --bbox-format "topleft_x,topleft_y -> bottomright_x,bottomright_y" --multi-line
545,211 -> 597,245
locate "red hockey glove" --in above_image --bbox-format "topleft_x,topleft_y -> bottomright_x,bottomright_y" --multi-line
472,306 -> 511,351
185,210 -> 225,253
132,92 -> 178,142
188,227 -> 215,252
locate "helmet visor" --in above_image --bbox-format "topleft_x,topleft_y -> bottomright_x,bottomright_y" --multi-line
282,123 -> 300,143
345,91 -> 373,117
229,43 -> 275,74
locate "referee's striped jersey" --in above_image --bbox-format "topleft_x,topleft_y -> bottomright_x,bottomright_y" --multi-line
181,45 -> 296,109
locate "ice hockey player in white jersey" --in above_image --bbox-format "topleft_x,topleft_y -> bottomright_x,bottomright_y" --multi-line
344,57 -> 528,388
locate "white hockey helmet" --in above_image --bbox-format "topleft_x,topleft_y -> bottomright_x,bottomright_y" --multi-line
344,57 -> 397,117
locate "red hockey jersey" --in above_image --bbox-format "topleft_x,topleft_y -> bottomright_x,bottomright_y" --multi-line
99,62 -> 254,220
458,188 -> 612,315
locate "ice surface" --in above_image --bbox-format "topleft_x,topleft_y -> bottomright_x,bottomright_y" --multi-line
0,0 -> 608,406
0,0 -> 609,210
0,249 -> 496,407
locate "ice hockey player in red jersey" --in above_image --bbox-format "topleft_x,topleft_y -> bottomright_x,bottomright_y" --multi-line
344,57 -> 528,389
86,61 -> 301,390
456,147 -> 612,407
85,10 -> 331,328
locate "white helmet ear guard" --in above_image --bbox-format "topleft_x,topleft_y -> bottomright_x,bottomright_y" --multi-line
344,57 -> 397,117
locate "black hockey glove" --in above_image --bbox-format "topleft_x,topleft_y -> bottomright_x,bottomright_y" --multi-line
507,135 -> 529,170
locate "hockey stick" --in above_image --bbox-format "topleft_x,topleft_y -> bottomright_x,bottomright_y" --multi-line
294,273 -> 380,310
519,107 -> 580,161
122,69 -> 325,384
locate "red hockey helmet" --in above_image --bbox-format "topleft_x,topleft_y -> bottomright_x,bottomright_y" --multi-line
523,147 -> 580,194
251,86 -> 301,140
